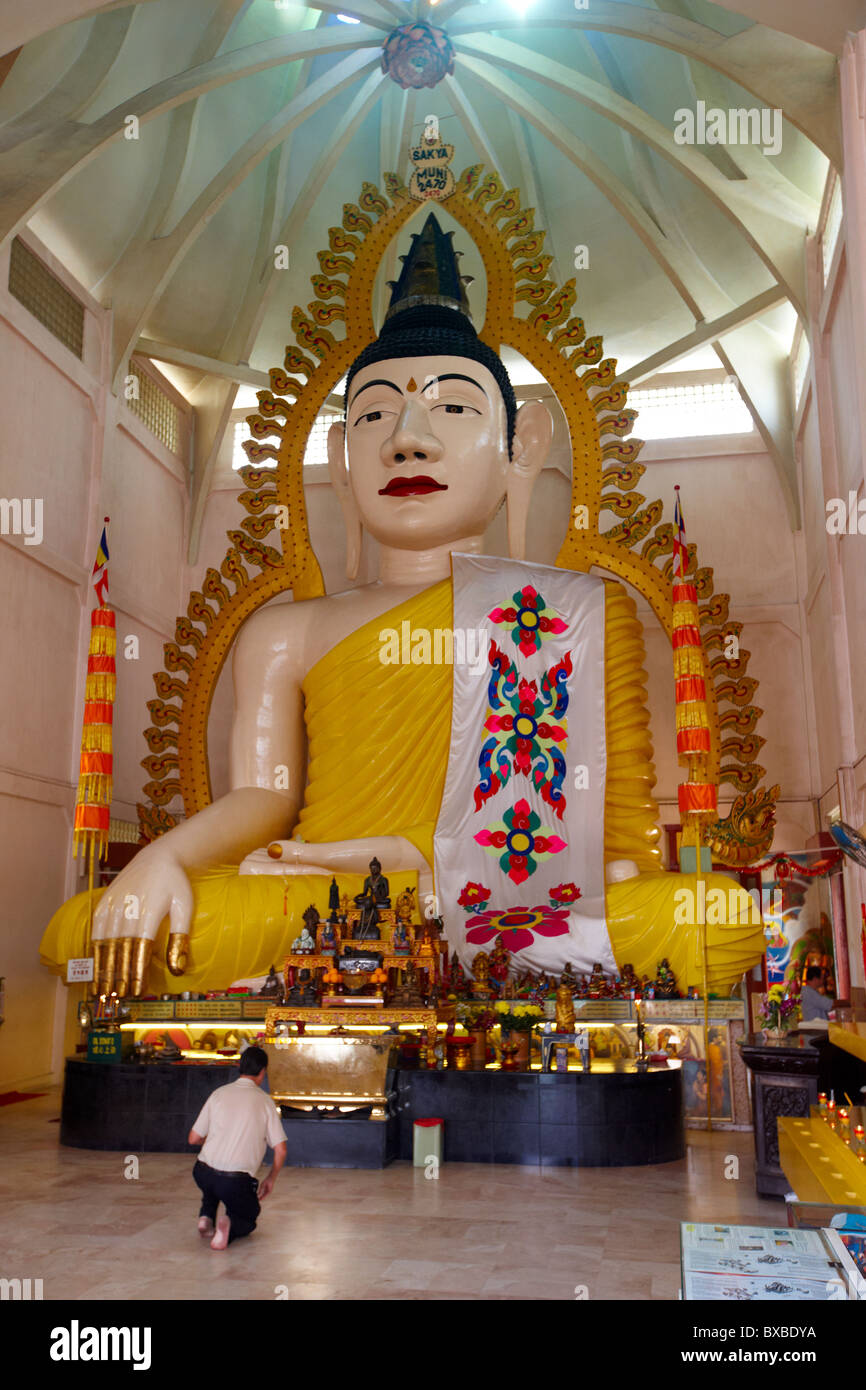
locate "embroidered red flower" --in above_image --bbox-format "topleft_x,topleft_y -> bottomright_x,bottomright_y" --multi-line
549,882 -> 582,905
458,881 -> 491,911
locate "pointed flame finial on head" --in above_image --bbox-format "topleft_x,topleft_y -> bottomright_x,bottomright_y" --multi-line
384,212 -> 473,323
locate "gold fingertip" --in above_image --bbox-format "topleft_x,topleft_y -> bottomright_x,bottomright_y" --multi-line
92,940 -> 106,995
115,937 -> 134,997
266,842 -> 283,859
130,938 -> 153,997
167,933 -> 189,977
95,939 -> 117,997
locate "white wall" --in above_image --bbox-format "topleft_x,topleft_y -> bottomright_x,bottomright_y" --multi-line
0,232 -> 191,1088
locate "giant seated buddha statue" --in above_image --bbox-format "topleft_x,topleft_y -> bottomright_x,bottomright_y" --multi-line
42,214 -> 763,998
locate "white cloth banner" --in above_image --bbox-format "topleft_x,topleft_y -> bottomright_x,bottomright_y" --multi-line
434,555 -> 617,977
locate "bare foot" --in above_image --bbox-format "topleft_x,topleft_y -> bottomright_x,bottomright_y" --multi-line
198,1216 -> 214,1238
210,1214 -> 230,1251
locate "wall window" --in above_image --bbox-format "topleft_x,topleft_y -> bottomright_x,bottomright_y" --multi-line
8,237 -> 84,359
626,379 -> 753,440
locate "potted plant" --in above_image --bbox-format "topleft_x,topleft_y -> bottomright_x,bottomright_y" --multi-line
496,1002 -> 544,1068
759,982 -> 801,1039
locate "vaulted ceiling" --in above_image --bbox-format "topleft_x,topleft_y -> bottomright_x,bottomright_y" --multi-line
0,0 -> 856,536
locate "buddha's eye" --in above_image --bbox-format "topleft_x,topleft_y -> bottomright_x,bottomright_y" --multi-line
353,408 -> 392,425
433,403 -> 480,416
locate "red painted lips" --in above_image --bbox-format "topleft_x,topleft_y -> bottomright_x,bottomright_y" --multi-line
378,475 -> 449,497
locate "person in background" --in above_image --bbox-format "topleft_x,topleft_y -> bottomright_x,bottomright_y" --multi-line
188,1044 -> 287,1251
799,965 -> 835,1023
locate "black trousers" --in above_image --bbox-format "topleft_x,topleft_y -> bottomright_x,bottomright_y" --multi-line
193,1160 -> 260,1244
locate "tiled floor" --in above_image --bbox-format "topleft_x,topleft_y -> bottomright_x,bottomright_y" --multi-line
0,1089 -> 781,1300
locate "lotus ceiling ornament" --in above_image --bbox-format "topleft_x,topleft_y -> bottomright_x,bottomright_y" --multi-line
381,20 -> 456,90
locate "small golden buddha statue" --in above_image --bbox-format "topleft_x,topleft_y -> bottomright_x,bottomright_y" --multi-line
555,982 -> 575,1033
472,950 -> 491,998
395,885 -> 416,924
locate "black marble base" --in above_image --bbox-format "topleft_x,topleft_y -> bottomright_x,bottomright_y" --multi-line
273,1108 -> 398,1168
396,1065 -> 684,1166
60,1058 -> 684,1168
60,1059 -> 239,1152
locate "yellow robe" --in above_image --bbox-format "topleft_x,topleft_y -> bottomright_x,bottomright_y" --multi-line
41,578 -> 763,993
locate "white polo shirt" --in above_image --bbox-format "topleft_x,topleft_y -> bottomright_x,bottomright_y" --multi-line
193,1077 -> 286,1177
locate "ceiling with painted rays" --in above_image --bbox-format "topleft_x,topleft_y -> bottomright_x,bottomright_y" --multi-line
0,0 -> 857,526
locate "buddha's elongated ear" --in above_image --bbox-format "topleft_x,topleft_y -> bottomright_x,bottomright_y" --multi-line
327,421 -> 361,581
506,400 -> 553,560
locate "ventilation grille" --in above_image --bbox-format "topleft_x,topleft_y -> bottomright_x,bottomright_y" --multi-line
127,364 -> 180,454
9,237 -> 84,359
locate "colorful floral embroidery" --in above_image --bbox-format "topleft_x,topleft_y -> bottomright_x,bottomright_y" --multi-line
473,797 -> 567,885
475,641 -> 571,817
458,881 -> 491,911
465,904 -> 571,954
549,881 -> 582,906
488,584 -> 567,658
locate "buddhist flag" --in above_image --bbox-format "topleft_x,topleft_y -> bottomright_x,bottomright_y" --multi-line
92,522 -> 110,606
673,486 -> 688,582
73,517 -> 115,865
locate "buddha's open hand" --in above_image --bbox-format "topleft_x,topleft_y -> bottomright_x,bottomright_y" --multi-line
239,839 -> 333,875
91,842 -> 193,997
239,835 -> 428,878
239,835 -> 434,903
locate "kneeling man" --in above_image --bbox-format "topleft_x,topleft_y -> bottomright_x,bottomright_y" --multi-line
188,1045 -> 286,1251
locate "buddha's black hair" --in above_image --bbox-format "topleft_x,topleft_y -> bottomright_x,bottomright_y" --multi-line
344,303 -> 517,454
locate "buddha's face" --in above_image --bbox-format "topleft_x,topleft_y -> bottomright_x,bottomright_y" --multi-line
341,354 -> 510,550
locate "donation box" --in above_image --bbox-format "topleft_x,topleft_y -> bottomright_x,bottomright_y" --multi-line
265,1034 -> 397,1121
